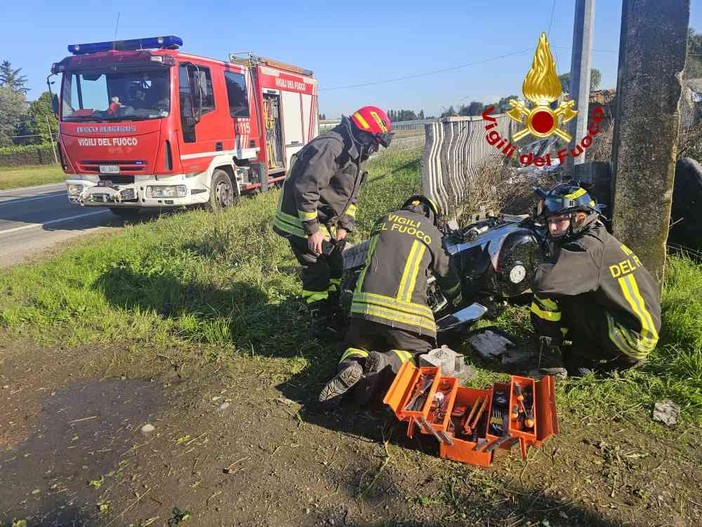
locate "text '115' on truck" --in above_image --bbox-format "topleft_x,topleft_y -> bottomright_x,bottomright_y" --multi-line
48,35 -> 319,217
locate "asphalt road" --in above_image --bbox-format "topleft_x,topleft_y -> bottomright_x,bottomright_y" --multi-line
0,183 -> 120,269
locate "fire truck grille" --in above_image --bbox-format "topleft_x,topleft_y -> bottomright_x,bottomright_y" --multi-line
99,175 -> 135,184
79,160 -> 147,173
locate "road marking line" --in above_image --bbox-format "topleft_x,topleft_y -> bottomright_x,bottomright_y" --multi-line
0,182 -> 66,196
0,192 -> 66,205
0,210 -> 110,236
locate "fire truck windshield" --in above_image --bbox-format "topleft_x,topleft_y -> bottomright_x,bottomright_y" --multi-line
61,69 -> 170,122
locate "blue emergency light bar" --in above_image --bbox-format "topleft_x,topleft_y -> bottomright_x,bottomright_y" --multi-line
68,36 -> 183,55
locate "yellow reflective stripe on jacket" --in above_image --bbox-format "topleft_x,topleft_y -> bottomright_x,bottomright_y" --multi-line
273,214 -> 306,237
344,204 -> 357,218
534,295 -> 559,311
298,209 -> 318,221
339,347 -> 369,363
303,290 -> 328,304
397,240 -> 426,303
391,349 -> 414,363
350,302 -> 437,333
353,291 -> 435,321
274,208 -> 332,240
328,278 -> 341,292
530,302 -> 562,322
355,234 -> 380,294
606,314 -> 652,359
618,273 -> 659,349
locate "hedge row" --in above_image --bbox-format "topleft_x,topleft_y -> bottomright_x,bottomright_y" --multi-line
0,144 -> 57,167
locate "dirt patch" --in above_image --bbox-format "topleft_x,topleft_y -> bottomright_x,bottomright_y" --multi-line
1,339 -> 701,526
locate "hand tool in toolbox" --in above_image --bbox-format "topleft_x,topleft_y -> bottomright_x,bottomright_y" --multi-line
383,363 -> 559,468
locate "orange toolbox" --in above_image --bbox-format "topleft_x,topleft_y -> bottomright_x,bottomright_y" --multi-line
383,362 -> 558,467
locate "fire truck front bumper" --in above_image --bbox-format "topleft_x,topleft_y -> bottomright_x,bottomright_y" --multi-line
66,176 -> 211,208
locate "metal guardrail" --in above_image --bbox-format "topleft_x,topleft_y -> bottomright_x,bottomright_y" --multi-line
319,118 -> 435,133
422,115 -> 514,218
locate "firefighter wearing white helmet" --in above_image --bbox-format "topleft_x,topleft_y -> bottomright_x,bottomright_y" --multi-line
319,195 -> 463,409
531,183 -> 661,378
273,106 -> 393,340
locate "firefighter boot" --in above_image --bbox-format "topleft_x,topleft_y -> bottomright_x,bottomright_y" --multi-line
353,351 -> 390,406
537,336 -> 568,380
326,289 -> 348,334
308,301 -> 342,341
318,361 -> 364,409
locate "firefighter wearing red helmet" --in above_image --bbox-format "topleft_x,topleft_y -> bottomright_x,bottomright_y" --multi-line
530,183 -> 661,378
273,106 -> 393,339
318,195 -> 463,409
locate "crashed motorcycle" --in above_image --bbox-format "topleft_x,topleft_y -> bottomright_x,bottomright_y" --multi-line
340,213 -> 548,337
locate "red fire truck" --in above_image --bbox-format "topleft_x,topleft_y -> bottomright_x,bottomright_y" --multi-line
49,36 -> 319,216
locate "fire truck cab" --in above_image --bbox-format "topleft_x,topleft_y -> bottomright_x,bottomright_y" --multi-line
50,36 -> 319,215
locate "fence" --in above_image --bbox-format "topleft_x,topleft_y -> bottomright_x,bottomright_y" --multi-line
319,118 -> 434,133
422,114 -> 513,218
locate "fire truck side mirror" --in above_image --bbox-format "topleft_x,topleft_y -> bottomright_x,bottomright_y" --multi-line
52,94 -> 59,116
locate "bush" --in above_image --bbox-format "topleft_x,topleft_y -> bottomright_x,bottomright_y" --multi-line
0,144 -> 57,166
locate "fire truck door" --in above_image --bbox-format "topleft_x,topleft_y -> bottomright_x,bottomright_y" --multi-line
262,93 -> 284,171
281,91 -> 305,167
177,63 -> 223,173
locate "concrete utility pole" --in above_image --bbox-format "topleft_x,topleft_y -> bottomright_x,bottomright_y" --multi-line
568,0 -> 595,166
611,0 -> 690,287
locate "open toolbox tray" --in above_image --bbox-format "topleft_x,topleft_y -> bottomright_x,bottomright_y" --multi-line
383,362 -> 558,467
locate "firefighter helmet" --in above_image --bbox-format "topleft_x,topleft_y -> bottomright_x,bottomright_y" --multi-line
536,183 -> 599,217
402,194 -> 440,226
535,183 -> 600,238
350,106 -> 393,147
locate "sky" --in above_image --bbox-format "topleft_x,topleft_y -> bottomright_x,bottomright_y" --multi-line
1,0 -> 701,118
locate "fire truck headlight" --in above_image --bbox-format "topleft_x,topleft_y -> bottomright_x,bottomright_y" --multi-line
67,184 -> 83,196
148,185 -> 187,198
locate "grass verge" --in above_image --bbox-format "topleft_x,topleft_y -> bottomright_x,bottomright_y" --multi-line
0,147 -> 700,426
0,164 -> 65,190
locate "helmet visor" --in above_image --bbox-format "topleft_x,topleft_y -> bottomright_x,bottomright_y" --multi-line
543,196 -> 575,215
375,131 -> 394,148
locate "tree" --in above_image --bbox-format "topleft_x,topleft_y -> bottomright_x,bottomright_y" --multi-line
686,27 -> 702,79
590,68 -> 601,90
492,95 -> 520,113
440,106 -> 457,118
0,60 -> 29,94
0,86 -> 27,146
559,68 -> 601,93
418,109 -> 425,120
318,113 -> 326,120
388,109 -> 418,122
26,92 -> 58,144
457,101 -> 485,117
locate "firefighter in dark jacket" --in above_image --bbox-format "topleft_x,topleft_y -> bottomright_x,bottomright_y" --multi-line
273,106 -> 393,339
531,183 -> 661,378
319,195 -> 463,408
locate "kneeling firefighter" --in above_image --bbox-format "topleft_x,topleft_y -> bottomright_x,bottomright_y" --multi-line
319,195 -> 463,408
273,106 -> 393,340
531,183 -> 661,378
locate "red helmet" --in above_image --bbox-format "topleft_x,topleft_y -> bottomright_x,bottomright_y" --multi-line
350,106 -> 393,147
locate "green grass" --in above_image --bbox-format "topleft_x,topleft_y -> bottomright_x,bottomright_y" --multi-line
0,150 -> 420,354
0,147 -> 700,425
0,164 -> 66,190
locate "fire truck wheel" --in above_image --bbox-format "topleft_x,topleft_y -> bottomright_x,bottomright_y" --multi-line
109,207 -> 141,219
208,169 -> 238,211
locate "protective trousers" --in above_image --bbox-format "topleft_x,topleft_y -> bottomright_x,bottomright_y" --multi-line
338,318 -> 435,374
531,295 -> 640,372
287,235 -> 344,305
